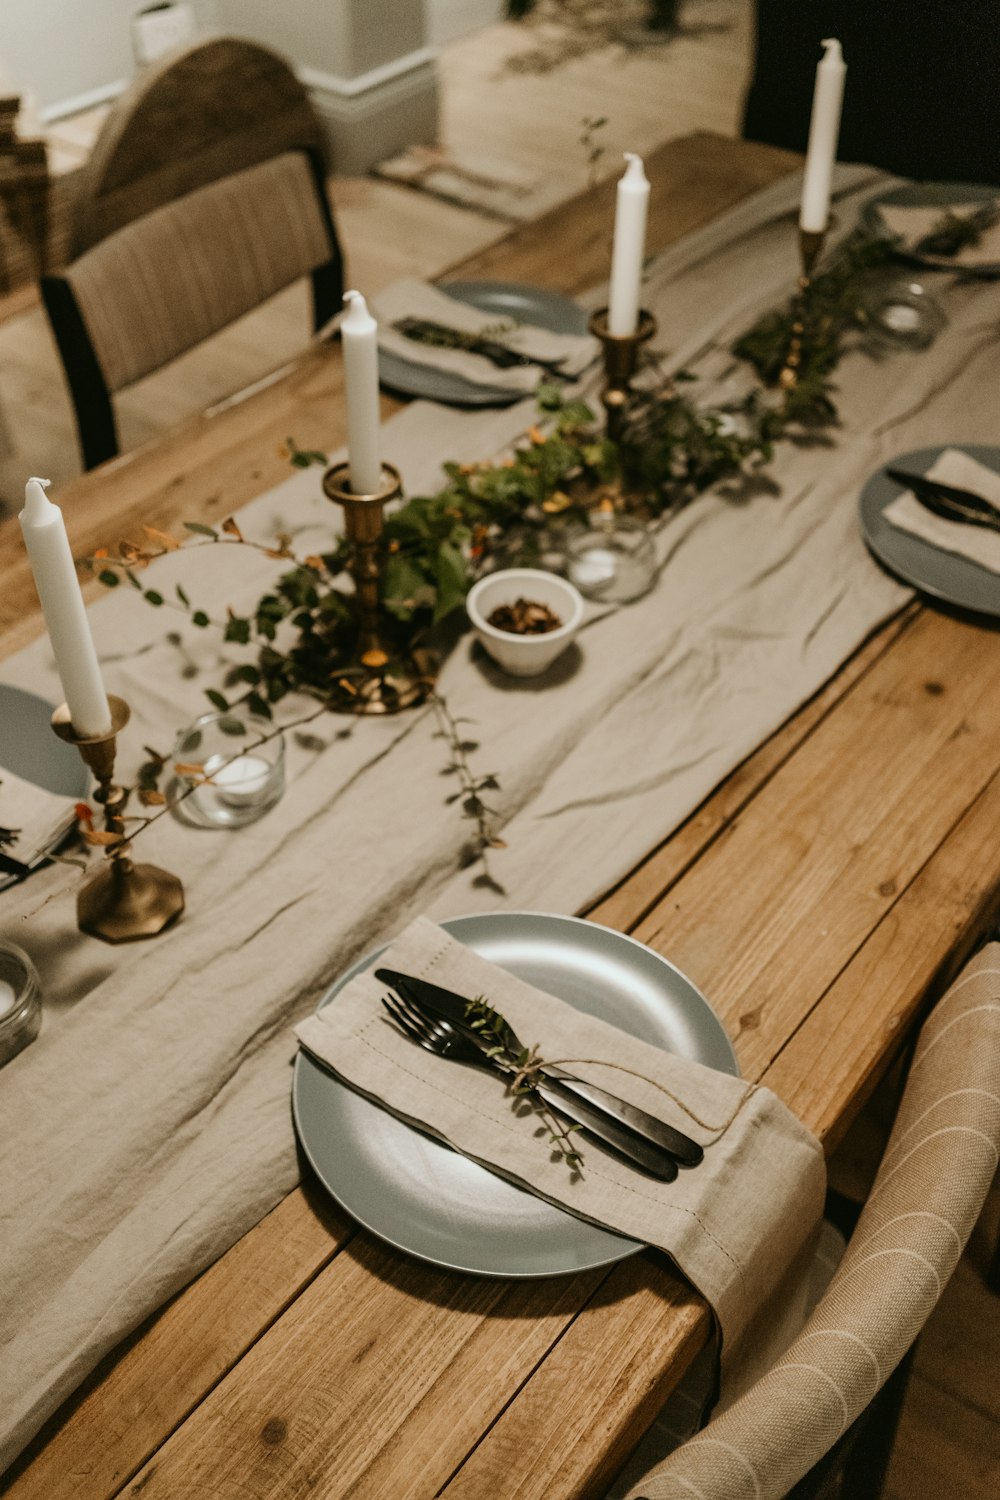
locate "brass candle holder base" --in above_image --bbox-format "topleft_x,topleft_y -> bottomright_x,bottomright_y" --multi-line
588,307 -> 657,445
779,226 -> 827,392
52,695 -> 185,943
322,461 -> 431,716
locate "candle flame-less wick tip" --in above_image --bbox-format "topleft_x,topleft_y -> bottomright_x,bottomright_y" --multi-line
28,476 -> 52,490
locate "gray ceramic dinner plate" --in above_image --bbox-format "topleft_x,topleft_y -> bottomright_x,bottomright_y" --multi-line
292,910 -> 738,1278
0,684 -> 90,890
377,280 -> 590,408
863,182 -> 1000,276
858,445 -> 1000,617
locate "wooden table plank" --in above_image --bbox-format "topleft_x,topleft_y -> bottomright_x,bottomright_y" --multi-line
631,607 -> 1000,1081
2,1189 -> 354,1500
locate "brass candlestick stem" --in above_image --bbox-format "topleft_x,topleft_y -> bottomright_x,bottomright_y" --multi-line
322,461 -> 430,715
588,307 -> 657,446
779,226 -> 827,391
51,695 -> 184,942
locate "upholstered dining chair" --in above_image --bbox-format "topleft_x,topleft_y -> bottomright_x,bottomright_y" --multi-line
617,941 -> 1000,1500
41,36 -> 344,470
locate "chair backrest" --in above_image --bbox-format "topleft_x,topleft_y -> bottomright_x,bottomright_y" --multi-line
70,35 -> 327,257
41,36 -> 343,469
624,942 -> 1000,1500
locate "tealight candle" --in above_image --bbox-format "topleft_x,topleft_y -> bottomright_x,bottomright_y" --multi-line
0,979 -> 16,1019
207,754 -> 272,808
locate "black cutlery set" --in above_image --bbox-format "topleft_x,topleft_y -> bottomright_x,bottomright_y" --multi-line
376,967 -> 703,1182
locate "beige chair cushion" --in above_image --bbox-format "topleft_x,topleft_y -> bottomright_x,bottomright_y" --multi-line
64,149 -> 331,391
624,943 -> 1000,1500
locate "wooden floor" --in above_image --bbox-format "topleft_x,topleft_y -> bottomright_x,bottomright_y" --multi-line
1,10 -> 998,1491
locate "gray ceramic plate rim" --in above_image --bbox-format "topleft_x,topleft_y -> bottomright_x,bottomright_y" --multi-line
858,445 -> 1000,616
862,181 -> 1000,275
292,910 -> 738,1279
0,684 -> 90,890
377,280 -> 589,407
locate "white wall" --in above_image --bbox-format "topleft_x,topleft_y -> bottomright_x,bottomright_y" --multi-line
427,0 -> 504,47
0,0 -> 219,115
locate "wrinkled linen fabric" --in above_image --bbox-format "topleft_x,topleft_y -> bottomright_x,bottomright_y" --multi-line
296,917 -> 826,1376
5,161 -> 1000,1470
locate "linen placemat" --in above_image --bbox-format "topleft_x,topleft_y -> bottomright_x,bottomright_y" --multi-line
7,161 -> 1000,1473
884,447 -> 1000,572
878,200 -> 1000,268
296,917 -> 826,1372
372,276 -> 597,391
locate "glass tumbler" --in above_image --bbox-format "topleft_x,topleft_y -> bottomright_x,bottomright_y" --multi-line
173,712 -> 285,829
0,940 -> 42,1067
563,512 -> 658,603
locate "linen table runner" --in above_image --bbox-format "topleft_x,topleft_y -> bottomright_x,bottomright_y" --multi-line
296,917 -> 826,1373
3,162 -> 999,1471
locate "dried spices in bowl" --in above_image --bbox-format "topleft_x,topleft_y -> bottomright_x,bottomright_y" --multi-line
487,598 -> 562,635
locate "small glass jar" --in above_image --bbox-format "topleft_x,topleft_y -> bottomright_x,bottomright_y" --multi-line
861,278 -> 946,351
173,712 -> 285,829
563,511 -> 657,603
0,940 -> 42,1067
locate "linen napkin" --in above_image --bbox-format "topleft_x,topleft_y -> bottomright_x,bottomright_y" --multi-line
883,448 -> 1000,573
878,200 -> 1000,269
371,277 -> 597,392
0,765 -> 77,872
295,917 -> 826,1377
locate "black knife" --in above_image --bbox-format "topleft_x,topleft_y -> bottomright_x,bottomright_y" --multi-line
375,967 -> 704,1168
393,317 -> 572,381
887,467 -> 1000,533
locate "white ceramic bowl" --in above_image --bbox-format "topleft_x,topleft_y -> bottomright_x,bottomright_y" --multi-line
466,568 -> 584,677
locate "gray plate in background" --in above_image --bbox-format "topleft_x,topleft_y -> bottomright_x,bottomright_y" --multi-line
293,911 -> 738,1279
377,280 -> 590,408
859,446 -> 1000,617
863,182 -> 1000,276
0,684 -> 90,891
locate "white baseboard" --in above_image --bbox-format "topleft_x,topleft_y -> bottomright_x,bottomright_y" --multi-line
301,49 -> 439,175
40,79 -> 127,125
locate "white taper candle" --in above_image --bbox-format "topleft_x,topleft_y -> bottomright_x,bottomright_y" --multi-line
18,477 -> 112,737
608,153 -> 650,337
341,290 -> 382,496
800,38 -> 847,235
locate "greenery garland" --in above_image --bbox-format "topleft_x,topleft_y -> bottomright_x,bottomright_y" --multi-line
87,224 -> 910,874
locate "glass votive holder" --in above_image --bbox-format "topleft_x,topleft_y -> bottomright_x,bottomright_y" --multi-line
563,511 -> 657,603
173,712 -> 285,829
861,278 -> 947,350
0,940 -> 42,1067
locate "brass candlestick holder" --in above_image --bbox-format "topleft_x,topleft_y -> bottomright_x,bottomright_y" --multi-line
52,695 -> 185,942
588,307 -> 657,446
322,461 -> 430,715
779,226 -> 827,391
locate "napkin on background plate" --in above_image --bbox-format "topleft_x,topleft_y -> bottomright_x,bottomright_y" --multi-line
883,448 -> 1000,572
0,766 -> 77,873
878,201 -> 1000,268
371,278 -> 597,392
295,916 -> 826,1383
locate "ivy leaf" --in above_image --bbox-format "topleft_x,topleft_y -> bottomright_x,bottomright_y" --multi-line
143,590 -> 164,607
205,689 -> 229,712
98,569 -> 119,588
191,610 -> 210,628
433,540 -> 468,623
224,614 -> 252,645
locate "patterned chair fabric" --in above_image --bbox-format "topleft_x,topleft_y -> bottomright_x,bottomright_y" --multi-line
63,150 -> 332,393
624,943 -> 1000,1500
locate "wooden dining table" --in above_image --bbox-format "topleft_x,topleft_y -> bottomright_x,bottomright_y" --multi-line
3,130 -> 1000,1500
